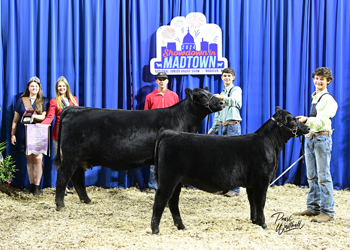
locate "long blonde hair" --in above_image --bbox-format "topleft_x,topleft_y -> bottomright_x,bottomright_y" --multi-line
54,76 -> 78,109
20,76 -> 44,114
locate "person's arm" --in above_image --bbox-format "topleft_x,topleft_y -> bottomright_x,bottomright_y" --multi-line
223,86 -> 242,109
144,95 -> 151,110
33,112 -> 47,122
42,99 -> 57,124
11,112 -> 20,145
304,95 -> 338,131
35,98 -> 49,123
208,112 -> 220,134
74,96 -> 79,106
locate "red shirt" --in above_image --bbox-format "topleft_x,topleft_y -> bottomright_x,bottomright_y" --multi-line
42,97 -> 78,140
144,89 -> 179,110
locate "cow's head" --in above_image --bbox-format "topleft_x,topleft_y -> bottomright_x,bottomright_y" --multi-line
185,87 -> 225,113
272,107 -> 310,137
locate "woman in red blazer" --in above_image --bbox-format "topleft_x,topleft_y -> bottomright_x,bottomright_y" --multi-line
42,76 -> 78,193
43,76 -> 78,144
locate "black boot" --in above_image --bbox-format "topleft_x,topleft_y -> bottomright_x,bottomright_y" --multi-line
32,185 -> 41,196
24,184 -> 35,194
30,184 -> 35,193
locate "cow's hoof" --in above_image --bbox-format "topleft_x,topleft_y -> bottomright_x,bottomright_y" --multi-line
176,224 -> 186,230
261,224 -> 267,229
152,229 -> 159,234
80,199 -> 92,204
56,205 -> 65,211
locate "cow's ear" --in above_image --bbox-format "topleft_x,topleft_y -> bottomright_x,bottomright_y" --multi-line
185,88 -> 193,100
204,86 -> 209,91
275,106 -> 282,112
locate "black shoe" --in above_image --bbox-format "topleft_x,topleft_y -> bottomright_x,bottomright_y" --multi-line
24,184 -> 35,194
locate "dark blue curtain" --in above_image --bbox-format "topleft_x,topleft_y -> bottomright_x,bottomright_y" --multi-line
1,0 -> 349,190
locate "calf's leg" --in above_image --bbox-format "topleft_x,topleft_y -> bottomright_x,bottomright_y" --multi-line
168,183 -> 186,230
251,186 -> 268,229
55,159 -> 77,211
70,167 -> 91,204
246,188 -> 257,223
151,183 -> 178,234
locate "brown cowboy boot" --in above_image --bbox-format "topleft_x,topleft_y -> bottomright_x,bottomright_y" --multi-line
311,213 -> 333,223
293,209 -> 319,216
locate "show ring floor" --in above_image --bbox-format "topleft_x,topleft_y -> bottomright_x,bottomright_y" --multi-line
0,184 -> 349,249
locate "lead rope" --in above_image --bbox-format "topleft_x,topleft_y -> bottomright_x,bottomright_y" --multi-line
299,136 -> 305,163
206,115 -> 210,134
270,134 -> 306,186
270,155 -> 304,186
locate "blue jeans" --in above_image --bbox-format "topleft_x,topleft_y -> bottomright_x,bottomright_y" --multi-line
305,135 -> 334,217
219,123 -> 241,194
148,165 -> 158,189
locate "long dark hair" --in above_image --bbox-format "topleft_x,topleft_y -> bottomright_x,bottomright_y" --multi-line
20,76 -> 44,114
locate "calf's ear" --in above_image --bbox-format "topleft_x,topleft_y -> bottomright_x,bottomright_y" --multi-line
204,86 -> 209,91
275,106 -> 282,112
185,88 -> 193,101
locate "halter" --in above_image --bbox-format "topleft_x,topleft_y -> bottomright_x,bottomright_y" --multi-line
193,95 -> 215,134
193,95 -> 214,113
270,117 -> 298,137
269,116 -> 306,185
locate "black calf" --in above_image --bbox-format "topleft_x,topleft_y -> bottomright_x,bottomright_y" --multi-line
54,87 -> 224,210
151,107 -> 310,234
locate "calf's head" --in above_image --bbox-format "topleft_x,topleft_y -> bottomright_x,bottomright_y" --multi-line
185,87 -> 225,113
272,107 -> 310,137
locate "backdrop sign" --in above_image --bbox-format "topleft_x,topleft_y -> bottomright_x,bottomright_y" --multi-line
26,124 -> 50,156
150,12 -> 228,75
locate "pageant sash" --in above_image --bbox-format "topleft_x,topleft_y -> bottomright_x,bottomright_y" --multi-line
26,124 -> 50,156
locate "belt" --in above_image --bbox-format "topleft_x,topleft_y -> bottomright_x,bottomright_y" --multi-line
308,131 -> 329,139
220,121 -> 240,126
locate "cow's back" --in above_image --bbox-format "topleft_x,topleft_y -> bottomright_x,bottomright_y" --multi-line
155,130 -> 277,189
59,104 -> 201,170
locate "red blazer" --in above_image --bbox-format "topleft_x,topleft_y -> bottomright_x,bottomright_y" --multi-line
42,96 -> 78,140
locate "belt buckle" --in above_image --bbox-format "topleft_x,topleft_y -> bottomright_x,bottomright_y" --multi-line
305,132 -> 313,139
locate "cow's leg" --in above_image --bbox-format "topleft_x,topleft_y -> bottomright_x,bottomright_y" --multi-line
151,183 -> 178,234
70,166 -> 91,204
55,159 -> 76,211
168,183 -> 185,231
252,186 -> 268,229
246,187 -> 257,223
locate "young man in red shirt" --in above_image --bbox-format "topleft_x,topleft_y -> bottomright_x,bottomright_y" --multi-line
144,72 -> 179,110
145,72 -> 179,191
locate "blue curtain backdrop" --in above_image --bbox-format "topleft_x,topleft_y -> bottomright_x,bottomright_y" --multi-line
1,0 -> 349,190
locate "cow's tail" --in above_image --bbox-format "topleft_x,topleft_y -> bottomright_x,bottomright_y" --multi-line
154,128 -> 167,184
54,108 -> 69,169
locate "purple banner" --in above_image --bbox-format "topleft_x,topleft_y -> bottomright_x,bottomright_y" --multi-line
26,124 -> 50,156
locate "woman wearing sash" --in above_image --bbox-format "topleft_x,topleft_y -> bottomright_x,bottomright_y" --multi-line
42,76 -> 78,194
11,76 -> 49,195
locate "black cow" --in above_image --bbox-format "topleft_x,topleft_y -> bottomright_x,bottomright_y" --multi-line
151,107 -> 310,234
54,87 -> 224,210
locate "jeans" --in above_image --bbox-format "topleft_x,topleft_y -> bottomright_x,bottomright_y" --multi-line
305,135 -> 334,217
218,123 -> 241,194
148,165 -> 158,189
